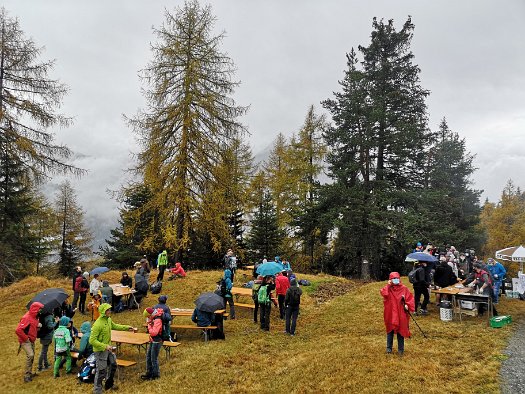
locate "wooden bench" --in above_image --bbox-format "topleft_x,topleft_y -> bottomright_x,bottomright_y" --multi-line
170,324 -> 218,342
70,351 -> 137,381
235,302 -> 255,310
162,341 -> 181,360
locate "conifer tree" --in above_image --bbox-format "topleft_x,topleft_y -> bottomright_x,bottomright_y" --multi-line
246,190 -> 282,260
55,181 -> 92,276
0,8 -> 81,179
129,1 -> 246,262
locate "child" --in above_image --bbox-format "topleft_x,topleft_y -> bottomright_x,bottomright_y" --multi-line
87,292 -> 102,321
78,321 -> 93,359
379,272 -> 415,356
53,316 -> 72,377
141,308 -> 163,380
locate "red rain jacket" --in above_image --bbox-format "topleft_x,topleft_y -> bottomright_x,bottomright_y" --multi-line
275,274 -> 290,296
15,302 -> 44,343
380,274 -> 415,338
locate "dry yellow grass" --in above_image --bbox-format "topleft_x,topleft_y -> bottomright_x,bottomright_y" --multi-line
1,270 -> 522,394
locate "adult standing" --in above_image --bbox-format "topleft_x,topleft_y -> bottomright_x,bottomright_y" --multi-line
89,303 -> 136,393
72,266 -> 83,309
259,276 -> 278,331
223,248 -> 237,282
275,271 -> 290,319
37,310 -> 56,372
470,263 -> 497,317
156,250 -> 168,281
90,274 -> 102,296
434,257 -> 457,304
223,269 -> 236,320
15,302 -> 44,383
140,258 -> 151,283
380,272 -> 415,356
412,261 -> 430,315
76,272 -> 90,314
284,278 -> 302,336
487,258 -> 506,304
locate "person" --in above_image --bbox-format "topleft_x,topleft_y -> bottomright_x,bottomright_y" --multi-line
15,302 -> 44,383
156,250 -> 168,281
78,321 -> 93,359
413,242 -> 424,253
434,257 -> 457,304
224,248 -> 237,281
259,276 -> 278,331
58,296 -> 77,319
120,272 -> 132,287
380,272 -> 415,356
134,267 -> 149,305
284,278 -> 302,336
153,295 -> 172,341
469,263 -> 498,316
412,261 -> 430,315
77,272 -> 90,314
168,262 -> 186,278
140,258 -> 151,282
222,268 -> 236,319
37,310 -> 56,372
89,303 -> 136,393
72,266 -> 83,309
281,258 -> 291,271
88,292 -> 103,321
53,316 -> 72,378
252,275 -> 263,323
275,271 -> 290,319
90,274 -> 102,296
100,281 -> 114,306
190,306 -> 225,340
142,307 -> 164,380
487,258 -> 506,304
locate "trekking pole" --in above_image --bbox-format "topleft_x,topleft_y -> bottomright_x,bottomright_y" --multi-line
401,296 -> 427,339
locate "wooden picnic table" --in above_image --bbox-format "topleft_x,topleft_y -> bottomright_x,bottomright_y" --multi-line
111,330 -> 150,356
245,265 -> 255,270
110,284 -> 139,309
170,308 -> 226,317
231,287 -> 252,297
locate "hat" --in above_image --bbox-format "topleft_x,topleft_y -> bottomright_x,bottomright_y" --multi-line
143,307 -> 154,318
416,242 -> 422,246
158,295 -> 168,303
134,261 -> 141,268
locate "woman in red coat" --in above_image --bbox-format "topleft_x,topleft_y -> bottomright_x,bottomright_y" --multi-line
380,272 -> 415,355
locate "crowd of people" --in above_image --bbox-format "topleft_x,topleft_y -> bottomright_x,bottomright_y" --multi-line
15,249 -> 304,391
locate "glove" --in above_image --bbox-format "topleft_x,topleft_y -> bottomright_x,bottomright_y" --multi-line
494,274 -> 499,279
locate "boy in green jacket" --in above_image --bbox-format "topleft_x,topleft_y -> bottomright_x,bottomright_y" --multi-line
53,316 -> 72,377
89,303 -> 136,393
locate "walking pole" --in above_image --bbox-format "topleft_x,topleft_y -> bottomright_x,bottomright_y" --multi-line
401,296 -> 427,339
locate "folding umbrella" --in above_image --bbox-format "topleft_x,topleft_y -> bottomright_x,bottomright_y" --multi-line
405,252 -> 438,263
194,292 -> 225,313
256,261 -> 284,277
27,288 -> 68,314
90,266 -> 110,276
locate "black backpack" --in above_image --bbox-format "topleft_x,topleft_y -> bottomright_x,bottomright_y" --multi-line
408,268 -> 419,284
288,288 -> 301,306
77,353 -> 97,383
218,279 -> 227,297
36,314 -> 52,339
150,281 -> 162,294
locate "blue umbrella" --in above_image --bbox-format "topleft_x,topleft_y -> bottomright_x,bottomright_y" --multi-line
405,252 -> 438,263
256,261 -> 285,277
90,266 -> 110,276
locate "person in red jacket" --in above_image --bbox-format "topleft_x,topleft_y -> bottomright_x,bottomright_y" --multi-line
141,307 -> 164,380
16,301 -> 44,383
380,272 -> 415,356
275,271 -> 290,319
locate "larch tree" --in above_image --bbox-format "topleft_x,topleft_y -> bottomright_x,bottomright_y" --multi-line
129,1 -> 246,263
0,8 -> 81,179
54,180 -> 92,277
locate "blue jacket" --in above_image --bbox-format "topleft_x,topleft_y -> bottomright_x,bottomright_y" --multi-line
191,308 -> 214,327
488,262 -> 506,282
223,269 -> 233,298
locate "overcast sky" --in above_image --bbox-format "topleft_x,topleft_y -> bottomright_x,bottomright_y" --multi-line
3,0 -> 525,248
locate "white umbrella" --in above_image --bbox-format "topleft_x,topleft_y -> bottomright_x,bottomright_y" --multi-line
495,245 -> 525,272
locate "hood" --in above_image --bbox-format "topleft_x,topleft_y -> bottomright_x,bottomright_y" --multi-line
102,281 -> 109,287
160,250 -> 167,256
59,316 -> 71,326
80,321 -> 91,334
389,272 -> 401,280
152,308 -> 163,318
98,303 -> 112,316
224,269 -> 232,279
29,302 -> 44,317
290,278 -> 298,287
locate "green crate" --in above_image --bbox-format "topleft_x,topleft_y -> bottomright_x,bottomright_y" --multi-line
490,315 -> 512,328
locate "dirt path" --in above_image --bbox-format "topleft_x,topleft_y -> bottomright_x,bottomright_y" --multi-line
501,320 -> 525,393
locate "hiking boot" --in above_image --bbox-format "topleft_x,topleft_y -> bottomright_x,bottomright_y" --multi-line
398,351 -> 404,357
140,374 -> 152,380
386,349 -> 392,355
24,376 -> 32,383
420,309 -> 428,315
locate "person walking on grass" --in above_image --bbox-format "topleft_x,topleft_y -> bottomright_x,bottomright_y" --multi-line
157,249 -> 168,281
284,278 -> 302,336
223,268 -> 236,319
89,303 -> 136,393
53,316 -> 72,378
37,310 -> 57,372
380,272 -> 415,356
15,302 -> 44,383
259,276 -> 278,331
275,271 -> 290,319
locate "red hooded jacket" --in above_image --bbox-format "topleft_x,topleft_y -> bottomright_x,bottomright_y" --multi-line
275,274 -> 290,296
147,308 -> 164,342
15,302 -> 44,343
380,273 -> 415,338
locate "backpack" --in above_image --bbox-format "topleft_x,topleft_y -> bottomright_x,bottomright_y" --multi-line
288,287 -> 301,306
408,268 -> 419,284
257,285 -> 270,304
114,301 -> 125,313
218,279 -> 227,297
160,314 -> 172,341
36,314 -> 51,339
298,279 -> 310,286
74,276 -> 83,293
150,281 -> 162,295
252,283 -> 261,302
77,353 -> 97,383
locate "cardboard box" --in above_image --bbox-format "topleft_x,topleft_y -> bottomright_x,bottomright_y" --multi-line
460,300 -> 476,309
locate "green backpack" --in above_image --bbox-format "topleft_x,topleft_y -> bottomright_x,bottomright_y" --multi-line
257,285 -> 270,304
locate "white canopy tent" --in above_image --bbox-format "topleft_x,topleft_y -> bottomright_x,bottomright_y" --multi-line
495,245 -> 525,273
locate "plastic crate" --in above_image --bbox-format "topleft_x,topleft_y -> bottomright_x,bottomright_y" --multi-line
490,315 -> 512,328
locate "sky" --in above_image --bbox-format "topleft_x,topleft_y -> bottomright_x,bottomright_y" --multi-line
2,0 -> 525,249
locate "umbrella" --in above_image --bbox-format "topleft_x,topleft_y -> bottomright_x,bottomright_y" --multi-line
27,288 -> 68,314
256,261 -> 284,277
495,245 -> 525,272
194,292 -> 225,313
90,266 -> 110,276
405,252 -> 438,263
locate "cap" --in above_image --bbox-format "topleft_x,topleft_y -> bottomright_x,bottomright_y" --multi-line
158,295 -> 168,303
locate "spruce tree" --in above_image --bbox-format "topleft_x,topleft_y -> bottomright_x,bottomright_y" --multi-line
246,191 -> 282,260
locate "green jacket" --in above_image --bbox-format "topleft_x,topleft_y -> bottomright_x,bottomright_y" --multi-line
79,321 -> 93,358
54,316 -> 72,353
157,250 -> 168,266
88,303 -> 131,352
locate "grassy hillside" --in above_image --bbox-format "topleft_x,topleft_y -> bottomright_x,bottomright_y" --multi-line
2,268 -> 523,394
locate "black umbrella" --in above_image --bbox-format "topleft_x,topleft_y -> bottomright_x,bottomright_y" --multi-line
27,288 -> 68,314
194,292 -> 225,313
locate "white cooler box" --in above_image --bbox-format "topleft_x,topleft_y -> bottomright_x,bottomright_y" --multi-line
460,300 -> 476,309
